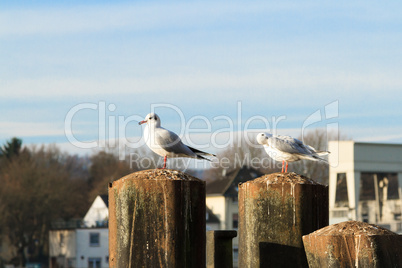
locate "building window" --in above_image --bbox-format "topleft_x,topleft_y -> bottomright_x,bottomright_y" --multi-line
89,233 -> 100,247
233,247 -> 239,263
360,173 -> 376,201
335,173 -> 348,207
88,257 -> 101,268
59,233 -> 64,247
232,213 -> 238,229
232,196 -> 238,204
360,173 -> 398,201
381,173 -> 398,199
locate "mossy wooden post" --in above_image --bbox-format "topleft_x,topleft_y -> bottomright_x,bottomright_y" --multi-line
303,221 -> 402,267
108,169 -> 206,268
238,172 -> 328,267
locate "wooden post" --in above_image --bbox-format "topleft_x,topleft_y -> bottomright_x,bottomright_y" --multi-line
108,169 -> 205,268
238,172 -> 328,267
206,230 -> 237,268
374,173 -> 381,221
303,220 -> 402,267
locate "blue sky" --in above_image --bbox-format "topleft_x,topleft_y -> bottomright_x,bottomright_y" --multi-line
1,0 -> 402,155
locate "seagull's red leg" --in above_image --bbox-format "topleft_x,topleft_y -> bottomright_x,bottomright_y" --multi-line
163,156 -> 167,169
281,160 -> 285,173
285,162 -> 288,173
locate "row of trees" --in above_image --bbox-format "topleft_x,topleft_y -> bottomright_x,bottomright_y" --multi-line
0,129 -> 343,266
0,138 -> 137,266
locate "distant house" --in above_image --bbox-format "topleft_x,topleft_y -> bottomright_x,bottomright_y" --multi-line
329,141 -> 402,233
49,195 -> 109,268
206,166 -> 263,257
83,195 -> 109,228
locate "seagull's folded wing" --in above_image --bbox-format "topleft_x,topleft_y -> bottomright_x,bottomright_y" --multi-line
268,135 -> 311,155
155,128 -> 194,156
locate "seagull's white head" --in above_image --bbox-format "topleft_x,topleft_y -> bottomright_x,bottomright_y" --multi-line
138,113 -> 161,127
256,133 -> 269,145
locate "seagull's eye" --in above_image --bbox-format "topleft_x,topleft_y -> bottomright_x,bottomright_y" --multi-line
149,117 -> 153,120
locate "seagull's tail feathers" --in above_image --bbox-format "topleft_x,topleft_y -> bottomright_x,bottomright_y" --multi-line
300,153 -> 329,163
188,146 -> 216,161
306,145 -> 330,157
315,150 -> 330,156
196,154 -> 213,162
313,155 -> 328,163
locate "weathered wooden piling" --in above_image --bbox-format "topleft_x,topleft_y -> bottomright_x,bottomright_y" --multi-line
108,169 -> 206,268
303,220 -> 402,267
238,172 -> 328,267
206,230 -> 237,268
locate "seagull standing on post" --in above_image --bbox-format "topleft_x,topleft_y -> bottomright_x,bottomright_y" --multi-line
256,132 -> 329,173
139,113 -> 216,169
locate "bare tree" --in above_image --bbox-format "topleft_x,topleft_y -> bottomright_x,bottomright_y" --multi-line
290,128 -> 350,184
87,150 -> 136,201
0,144 -> 88,266
203,132 -> 279,182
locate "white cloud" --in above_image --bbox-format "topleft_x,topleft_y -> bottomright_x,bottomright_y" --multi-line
2,1 -> 402,105
0,121 -> 65,138
358,134 -> 402,143
343,125 -> 402,144
0,1 -> 299,37
2,67 -> 402,100
3,1 -> 398,37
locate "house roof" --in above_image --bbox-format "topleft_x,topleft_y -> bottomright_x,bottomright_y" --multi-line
100,194 -> 108,208
206,206 -> 220,224
206,170 -> 237,195
206,166 -> 263,196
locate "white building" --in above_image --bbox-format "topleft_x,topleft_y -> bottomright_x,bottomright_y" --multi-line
49,195 -> 109,268
328,141 -> 402,233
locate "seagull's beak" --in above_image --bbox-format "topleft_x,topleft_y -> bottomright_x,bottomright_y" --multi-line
138,120 -> 147,125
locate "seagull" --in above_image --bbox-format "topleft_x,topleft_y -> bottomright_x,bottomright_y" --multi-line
139,113 -> 216,169
256,133 -> 329,173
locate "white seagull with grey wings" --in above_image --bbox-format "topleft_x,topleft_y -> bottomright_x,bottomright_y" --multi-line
256,132 -> 329,173
139,113 -> 216,169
